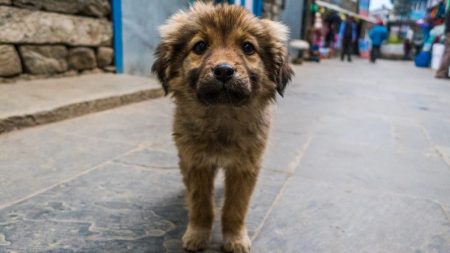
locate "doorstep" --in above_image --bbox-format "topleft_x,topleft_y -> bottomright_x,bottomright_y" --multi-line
0,73 -> 163,134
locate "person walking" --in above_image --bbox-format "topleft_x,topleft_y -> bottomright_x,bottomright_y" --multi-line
404,38 -> 412,60
413,27 -> 424,56
436,3 -> 450,79
369,20 -> 388,63
339,16 -> 356,62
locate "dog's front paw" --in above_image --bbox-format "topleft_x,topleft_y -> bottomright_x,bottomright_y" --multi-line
223,231 -> 251,253
182,226 -> 211,252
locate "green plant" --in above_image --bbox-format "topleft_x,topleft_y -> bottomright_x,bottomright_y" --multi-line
387,35 -> 403,44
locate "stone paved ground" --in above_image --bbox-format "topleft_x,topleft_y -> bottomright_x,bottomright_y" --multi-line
1,59 -> 450,253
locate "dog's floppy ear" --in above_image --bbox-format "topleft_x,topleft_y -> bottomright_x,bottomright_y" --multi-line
151,43 -> 171,95
260,19 -> 294,97
151,8 -> 194,95
277,62 -> 294,97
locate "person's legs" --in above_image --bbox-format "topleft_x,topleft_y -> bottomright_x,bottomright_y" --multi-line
405,47 -> 411,60
341,39 -> 351,62
373,46 -> 380,62
341,42 -> 346,61
370,46 -> 376,62
415,45 -> 422,56
436,33 -> 450,78
347,40 -> 352,62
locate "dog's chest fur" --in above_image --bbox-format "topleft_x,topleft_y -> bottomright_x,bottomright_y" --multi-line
173,102 -> 271,166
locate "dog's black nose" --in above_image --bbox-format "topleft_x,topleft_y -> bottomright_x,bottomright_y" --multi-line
213,64 -> 235,82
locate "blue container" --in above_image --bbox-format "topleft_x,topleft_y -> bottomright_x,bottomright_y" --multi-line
415,51 -> 431,68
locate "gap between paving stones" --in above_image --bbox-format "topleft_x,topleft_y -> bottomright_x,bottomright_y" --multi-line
0,145 -> 145,210
253,132 -> 450,241
420,125 -> 450,170
112,160 -> 179,170
251,135 -> 313,241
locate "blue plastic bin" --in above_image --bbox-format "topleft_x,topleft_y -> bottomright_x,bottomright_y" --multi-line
415,51 -> 431,68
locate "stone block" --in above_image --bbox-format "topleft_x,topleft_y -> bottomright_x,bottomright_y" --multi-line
13,0 -> 111,17
0,0 -> 11,4
252,178 -> 450,253
0,6 -> 112,46
97,47 -> 113,67
295,135 -> 450,205
19,45 -> 68,74
103,66 -> 116,73
0,45 -> 22,77
69,47 -> 97,70
0,163 -> 185,252
0,128 -> 134,206
81,68 -> 103,75
47,97 -> 172,147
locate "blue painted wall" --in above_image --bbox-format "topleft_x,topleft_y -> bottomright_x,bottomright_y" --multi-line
112,0 -> 123,73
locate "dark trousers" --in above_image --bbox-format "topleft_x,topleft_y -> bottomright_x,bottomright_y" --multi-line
341,39 -> 352,62
370,45 -> 381,63
404,48 -> 411,60
414,45 -> 422,56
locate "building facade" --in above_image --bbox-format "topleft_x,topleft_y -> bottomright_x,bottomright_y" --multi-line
321,0 -> 359,13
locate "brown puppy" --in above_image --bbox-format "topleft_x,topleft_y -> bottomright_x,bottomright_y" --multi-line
152,2 -> 292,253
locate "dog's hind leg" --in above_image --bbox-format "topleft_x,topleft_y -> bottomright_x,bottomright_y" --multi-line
180,160 -> 217,252
222,165 -> 259,253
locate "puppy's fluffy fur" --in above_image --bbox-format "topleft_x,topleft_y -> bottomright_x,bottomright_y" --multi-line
152,3 -> 292,252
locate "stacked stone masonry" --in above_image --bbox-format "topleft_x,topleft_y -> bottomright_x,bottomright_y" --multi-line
0,0 -> 114,82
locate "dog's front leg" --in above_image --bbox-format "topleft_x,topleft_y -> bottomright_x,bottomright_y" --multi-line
222,165 -> 259,253
181,160 -> 216,251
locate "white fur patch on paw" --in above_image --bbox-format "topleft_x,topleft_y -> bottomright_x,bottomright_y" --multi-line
223,231 -> 251,253
182,226 -> 211,252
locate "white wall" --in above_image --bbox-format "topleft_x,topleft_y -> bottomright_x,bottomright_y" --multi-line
121,0 -> 190,77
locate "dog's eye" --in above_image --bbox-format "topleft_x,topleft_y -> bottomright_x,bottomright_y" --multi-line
193,41 -> 208,55
242,42 -> 255,55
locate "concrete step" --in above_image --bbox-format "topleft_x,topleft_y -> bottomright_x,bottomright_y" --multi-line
0,73 -> 163,134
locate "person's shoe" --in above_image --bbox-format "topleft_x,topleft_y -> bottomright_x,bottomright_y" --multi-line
435,71 -> 449,79
435,74 -> 449,79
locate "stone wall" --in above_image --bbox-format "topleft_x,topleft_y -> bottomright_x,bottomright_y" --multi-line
0,0 -> 113,83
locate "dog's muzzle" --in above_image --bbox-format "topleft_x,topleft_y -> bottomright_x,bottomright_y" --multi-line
197,82 -> 250,106
196,82 -> 250,106
195,64 -> 251,106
